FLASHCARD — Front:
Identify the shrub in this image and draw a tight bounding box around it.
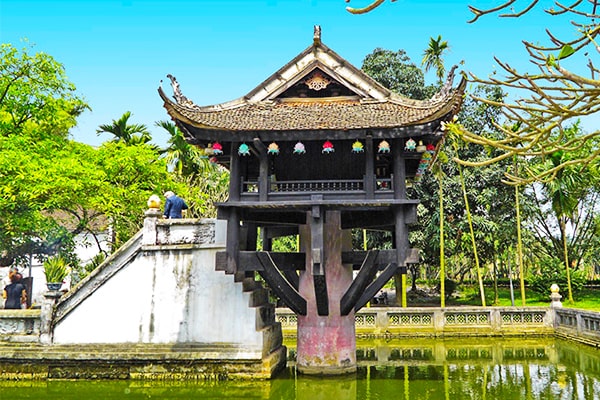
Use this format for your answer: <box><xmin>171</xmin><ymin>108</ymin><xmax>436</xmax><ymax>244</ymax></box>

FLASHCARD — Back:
<box><xmin>43</xmin><ymin>256</ymin><xmax>70</xmax><ymax>283</ymax></box>
<box><xmin>528</xmin><ymin>256</ymin><xmax>586</xmax><ymax>295</ymax></box>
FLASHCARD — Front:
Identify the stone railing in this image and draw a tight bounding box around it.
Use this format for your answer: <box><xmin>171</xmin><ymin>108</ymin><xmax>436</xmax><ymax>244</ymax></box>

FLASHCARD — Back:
<box><xmin>554</xmin><ymin>308</ymin><xmax>600</xmax><ymax>346</ymax></box>
<box><xmin>0</xmin><ymin>310</ymin><xmax>41</xmax><ymax>343</ymax></box>
<box><xmin>277</xmin><ymin>306</ymin><xmax>555</xmax><ymax>338</ymax></box>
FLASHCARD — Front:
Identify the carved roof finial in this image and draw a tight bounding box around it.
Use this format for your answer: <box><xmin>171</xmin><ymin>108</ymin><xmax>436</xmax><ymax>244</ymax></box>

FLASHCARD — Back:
<box><xmin>166</xmin><ymin>74</ymin><xmax>194</xmax><ymax>107</ymax></box>
<box><xmin>313</xmin><ymin>25</ymin><xmax>321</xmax><ymax>44</ymax></box>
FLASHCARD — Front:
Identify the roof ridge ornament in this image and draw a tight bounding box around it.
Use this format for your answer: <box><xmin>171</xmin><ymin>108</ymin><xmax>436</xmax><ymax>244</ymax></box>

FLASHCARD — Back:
<box><xmin>427</xmin><ymin>65</ymin><xmax>459</xmax><ymax>103</ymax></box>
<box><xmin>166</xmin><ymin>74</ymin><xmax>196</xmax><ymax>107</ymax></box>
<box><xmin>313</xmin><ymin>25</ymin><xmax>321</xmax><ymax>44</ymax></box>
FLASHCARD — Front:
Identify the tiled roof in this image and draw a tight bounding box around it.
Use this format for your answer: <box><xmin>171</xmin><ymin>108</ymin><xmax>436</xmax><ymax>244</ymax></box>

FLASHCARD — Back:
<box><xmin>160</xmin><ymin>86</ymin><xmax>465</xmax><ymax>132</ymax></box>
<box><xmin>159</xmin><ymin>32</ymin><xmax>466</xmax><ymax>135</ymax></box>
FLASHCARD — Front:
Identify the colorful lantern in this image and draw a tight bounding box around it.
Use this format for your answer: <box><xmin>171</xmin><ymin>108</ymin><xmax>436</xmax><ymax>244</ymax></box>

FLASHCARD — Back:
<box><xmin>416</xmin><ymin>140</ymin><xmax>427</xmax><ymax>153</ymax></box>
<box><xmin>352</xmin><ymin>140</ymin><xmax>364</xmax><ymax>153</ymax></box>
<box><xmin>426</xmin><ymin>143</ymin><xmax>436</xmax><ymax>152</ymax></box>
<box><xmin>404</xmin><ymin>138</ymin><xmax>416</xmax><ymax>151</ymax></box>
<box><xmin>322</xmin><ymin>140</ymin><xmax>335</xmax><ymax>154</ymax></box>
<box><xmin>238</xmin><ymin>143</ymin><xmax>250</xmax><ymax>156</ymax></box>
<box><xmin>378</xmin><ymin>140</ymin><xmax>390</xmax><ymax>153</ymax></box>
<box><xmin>212</xmin><ymin>142</ymin><xmax>223</xmax><ymax>155</ymax></box>
<box><xmin>267</xmin><ymin>142</ymin><xmax>280</xmax><ymax>155</ymax></box>
<box><xmin>293</xmin><ymin>141</ymin><xmax>306</xmax><ymax>154</ymax></box>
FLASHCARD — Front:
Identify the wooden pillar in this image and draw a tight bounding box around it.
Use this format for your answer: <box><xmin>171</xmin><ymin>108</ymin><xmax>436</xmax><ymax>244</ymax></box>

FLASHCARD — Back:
<box><xmin>297</xmin><ymin>210</ymin><xmax>356</xmax><ymax>375</ymax></box>
<box><xmin>393</xmin><ymin>138</ymin><xmax>406</xmax><ymax>199</ymax></box>
<box><xmin>365</xmin><ymin>135</ymin><xmax>375</xmax><ymax>198</ymax></box>
<box><xmin>254</xmin><ymin>138</ymin><xmax>269</xmax><ymax>201</ymax></box>
<box><xmin>226</xmin><ymin>144</ymin><xmax>241</xmax><ymax>273</ymax></box>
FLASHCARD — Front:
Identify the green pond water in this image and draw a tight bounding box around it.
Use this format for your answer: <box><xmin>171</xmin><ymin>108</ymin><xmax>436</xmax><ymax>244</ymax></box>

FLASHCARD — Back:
<box><xmin>2</xmin><ymin>337</ymin><xmax>600</xmax><ymax>399</ymax></box>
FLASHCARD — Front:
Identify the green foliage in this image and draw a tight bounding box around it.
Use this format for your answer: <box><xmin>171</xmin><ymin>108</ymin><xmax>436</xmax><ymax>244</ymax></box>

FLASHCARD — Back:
<box><xmin>178</xmin><ymin>166</ymin><xmax>229</xmax><ymax>218</ymax></box>
<box><xmin>528</xmin><ymin>256</ymin><xmax>586</xmax><ymax>296</ymax></box>
<box><xmin>156</xmin><ymin>120</ymin><xmax>209</xmax><ymax>177</ymax></box>
<box><xmin>43</xmin><ymin>255</ymin><xmax>69</xmax><ymax>283</ymax></box>
<box><xmin>272</xmin><ymin>235</ymin><xmax>298</xmax><ymax>253</ymax></box>
<box><xmin>422</xmin><ymin>35</ymin><xmax>450</xmax><ymax>83</ymax></box>
<box><xmin>0</xmin><ymin>41</ymin><xmax>88</xmax><ymax>139</ymax></box>
<box><xmin>361</xmin><ymin>48</ymin><xmax>437</xmax><ymax>100</ymax></box>
<box><xmin>96</xmin><ymin>111</ymin><xmax>152</xmax><ymax>146</ymax></box>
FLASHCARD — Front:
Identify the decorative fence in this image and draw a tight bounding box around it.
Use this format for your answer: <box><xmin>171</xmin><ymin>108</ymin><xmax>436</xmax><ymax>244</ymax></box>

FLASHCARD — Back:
<box><xmin>277</xmin><ymin>306</ymin><xmax>555</xmax><ymax>338</ymax></box>
<box><xmin>554</xmin><ymin>308</ymin><xmax>600</xmax><ymax>346</ymax></box>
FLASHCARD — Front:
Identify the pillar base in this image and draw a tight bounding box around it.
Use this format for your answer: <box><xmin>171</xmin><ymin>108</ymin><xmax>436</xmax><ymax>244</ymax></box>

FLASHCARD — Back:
<box><xmin>297</xmin><ymin>364</ymin><xmax>357</xmax><ymax>376</ymax></box>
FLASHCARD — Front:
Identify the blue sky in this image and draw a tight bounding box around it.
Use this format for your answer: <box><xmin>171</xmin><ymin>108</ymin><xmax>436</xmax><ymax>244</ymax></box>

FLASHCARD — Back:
<box><xmin>0</xmin><ymin>0</ymin><xmax>580</xmax><ymax>147</ymax></box>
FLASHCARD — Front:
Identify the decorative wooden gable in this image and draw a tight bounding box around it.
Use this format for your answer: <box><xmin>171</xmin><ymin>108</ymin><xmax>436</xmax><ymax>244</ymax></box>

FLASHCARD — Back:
<box><xmin>243</xmin><ymin>26</ymin><xmax>391</xmax><ymax>103</ymax></box>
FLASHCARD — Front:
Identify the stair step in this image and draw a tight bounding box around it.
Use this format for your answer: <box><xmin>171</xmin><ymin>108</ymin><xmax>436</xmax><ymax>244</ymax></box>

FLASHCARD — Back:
<box><xmin>248</xmin><ymin>288</ymin><xmax>269</xmax><ymax>307</ymax></box>
<box><xmin>242</xmin><ymin>278</ymin><xmax>263</xmax><ymax>292</ymax></box>
<box><xmin>255</xmin><ymin>303</ymin><xmax>276</xmax><ymax>330</ymax></box>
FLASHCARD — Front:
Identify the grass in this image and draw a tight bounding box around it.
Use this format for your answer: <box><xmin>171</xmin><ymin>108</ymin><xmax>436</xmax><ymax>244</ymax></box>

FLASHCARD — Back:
<box><xmin>447</xmin><ymin>285</ymin><xmax>600</xmax><ymax>311</ymax></box>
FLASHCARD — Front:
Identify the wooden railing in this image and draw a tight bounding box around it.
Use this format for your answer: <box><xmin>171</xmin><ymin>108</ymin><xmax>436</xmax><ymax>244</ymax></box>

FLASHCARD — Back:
<box><xmin>240</xmin><ymin>176</ymin><xmax>395</xmax><ymax>197</ymax></box>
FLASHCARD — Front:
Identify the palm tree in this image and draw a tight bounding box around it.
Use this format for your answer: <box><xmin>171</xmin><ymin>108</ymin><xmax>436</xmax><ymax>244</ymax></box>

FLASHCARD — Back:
<box><xmin>422</xmin><ymin>35</ymin><xmax>450</xmax><ymax>84</ymax></box>
<box><xmin>97</xmin><ymin>111</ymin><xmax>152</xmax><ymax>145</ymax></box>
<box><xmin>545</xmin><ymin>151</ymin><xmax>583</xmax><ymax>304</ymax></box>
<box><xmin>156</xmin><ymin>120</ymin><xmax>209</xmax><ymax>177</ymax></box>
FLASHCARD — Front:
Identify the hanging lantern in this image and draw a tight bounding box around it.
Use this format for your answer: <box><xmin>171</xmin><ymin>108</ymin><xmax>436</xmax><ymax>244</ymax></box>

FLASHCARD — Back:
<box><xmin>404</xmin><ymin>138</ymin><xmax>416</xmax><ymax>151</ymax></box>
<box><xmin>267</xmin><ymin>142</ymin><xmax>280</xmax><ymax>155</ymax></box>
<box><xmin>426</xmin><ymin>143</ymin><xmax>436</xmax><ymax>152</ymax></box>
<box><xmin>204</xmin><ymin>143</ymin><xmax>215</xmax><ymax>156</ymax></box>
<box><xmin>322</xmin><ymin>140</ymin><xmax>335</xmax><ymax>154</ymax></box>
<box><xmin>378</xmin><ymin>140</ymin><xmax>390</xmax><ymax>153</ymax></box>
<box><xmin>293</xmin><ymin>141</ymin><xmax>306</xmax><ymax>155</ymax></box>
<box><xmin>416</xmin><ymin>140</ymin><xmax>427</xmax><ymax>153</ymax></box>
<box><xmin>212</xmin><ymin>142</ymin><xmax>223</xmax><ymax>155</ymax></box>
<box><xmin>351</xmin><ymin>140</ymin><xmax>364</xmax><ymax>153</ymax></box>
<box><xmin>238</xmin><ymin>143</ymin><xmax>250</xmax><ymax>156</ymax></box>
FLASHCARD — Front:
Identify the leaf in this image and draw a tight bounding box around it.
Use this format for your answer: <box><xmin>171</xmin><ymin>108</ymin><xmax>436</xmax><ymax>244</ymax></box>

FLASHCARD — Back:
<box><xmin>557</xmin><ymin>45</ymin><xmax>575</xmax><ymax>60</ymax></box>
<box><xmin>546</xmin><ymin>54</ymin><xmax>557</xmax><ymax>68</ymax></box>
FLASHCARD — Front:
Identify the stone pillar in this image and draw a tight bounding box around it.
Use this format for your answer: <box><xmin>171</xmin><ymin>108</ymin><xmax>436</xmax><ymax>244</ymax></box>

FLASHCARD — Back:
<box><xmin>296</xmin><ymin>211</ymin><xmax>356</xmax><ymax>375</ymax></box>
<box><xmin>39</xmin><ymin>290</ymin><xmax>63</xmax><ymax>344</ymax></box>
<box><xmin>550</xmin><ymin>284</ymin><xmax>562</xmax><ymax>308</ymax></box>
<box><xmin>142</xmin><ymin>199</ymin><xmax>162</xmax><ymax>246</ymax></box>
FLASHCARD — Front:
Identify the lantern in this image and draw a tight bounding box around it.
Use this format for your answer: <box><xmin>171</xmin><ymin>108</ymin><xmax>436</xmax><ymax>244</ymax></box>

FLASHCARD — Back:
<box><xmin>293</xmin><ymin>141</ymin><xmax>306</xmax><ymax>154</ymax></box>
<box><xmin>352</xmin><ymin>140</ymin><xmax>364</xmax><ymax>153</ymax></box>
<box><xmin>267</xmin><ymin>142</ymin><xmax>280</xmax><ymax>155</ymax></box>
<box><xmin>212</xmin><ymin>142</ymin><xmax>223</xmax><ymax>155</ymax></box>
<box><xmin>238</xmin><ymin>143</ymin><xmax>250</xmax><ymax>156</ymax></box>
<box><xmin>404</xmin><ymin>138</ymin><xmax>416</xmax><ymax>151</ymax></box>
<box><xmin>378</xmin><ymin>140</ymin><xmax>390</xmax><ymax>153</ymax></box>
<box><xmin>322</xmin><ymin>140</ymin><xmax>335</xmax><ymax>154</ymax></box>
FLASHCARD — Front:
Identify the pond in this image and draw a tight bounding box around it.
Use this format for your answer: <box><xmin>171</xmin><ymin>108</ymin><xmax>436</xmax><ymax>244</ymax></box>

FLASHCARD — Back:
<box><xmin>1</xmin><ymin>337</ymin><xmax>599</xmax><ymax>400</ymax></box>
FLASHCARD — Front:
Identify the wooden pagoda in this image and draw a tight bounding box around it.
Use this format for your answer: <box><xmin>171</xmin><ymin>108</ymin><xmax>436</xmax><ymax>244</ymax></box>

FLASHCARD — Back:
<box><xmin>159</xmin><ymin>26</ymin><xmax>466</xmax><ymax>375</ymax></box>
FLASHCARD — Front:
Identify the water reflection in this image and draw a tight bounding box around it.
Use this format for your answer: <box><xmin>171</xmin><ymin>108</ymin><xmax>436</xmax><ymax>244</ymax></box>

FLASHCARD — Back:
<box><xmin>2</xmin><ymin>338</ymin><xmax>600</xmax><ymax>399</ymax></box>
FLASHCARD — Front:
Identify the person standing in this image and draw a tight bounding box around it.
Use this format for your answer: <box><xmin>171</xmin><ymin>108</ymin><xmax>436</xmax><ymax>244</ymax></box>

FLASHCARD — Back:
<box><xmin>163</xmin><ymin>191</ymin><xmax>189</xmax><ymax>219</ymax></box>
<box><xmin>3</xmin><ymin>272</ymin><xmax>26</xmax><ymax>309</ymax></box>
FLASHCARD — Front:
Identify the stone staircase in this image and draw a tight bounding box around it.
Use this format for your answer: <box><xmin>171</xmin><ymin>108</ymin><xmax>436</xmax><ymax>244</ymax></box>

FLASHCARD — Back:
<box><xmin>232</xmin><ymin>271</ymin><xmax>285</xmax><ymax>361</ymax></box>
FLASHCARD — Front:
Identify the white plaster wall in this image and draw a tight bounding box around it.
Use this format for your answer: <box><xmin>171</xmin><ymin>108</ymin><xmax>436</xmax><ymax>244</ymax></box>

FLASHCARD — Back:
<box><xmin>53</xmin><ymin>242</ymin><xmax>263</xmax><ymax>350</ymax></box>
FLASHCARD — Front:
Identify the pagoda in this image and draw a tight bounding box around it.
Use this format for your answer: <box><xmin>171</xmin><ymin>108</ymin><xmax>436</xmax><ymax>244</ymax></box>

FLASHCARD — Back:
<box><xmin>159</xmin><ymin>26</ymin><xmax>465</xmax><ymax>375</ymax></box>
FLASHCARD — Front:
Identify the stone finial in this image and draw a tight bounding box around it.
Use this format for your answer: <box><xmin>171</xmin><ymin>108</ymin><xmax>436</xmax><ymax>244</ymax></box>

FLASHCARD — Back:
<box><xmin>313</xmin><ymin>25</ymin><xmax>321</xmax><ymax>44</ymax></box>
<box><xmin>147</xmin><ymin>194</ymin><xmax>161</xmax><ymax>209</ymax></box>
<box><xmin>550</xmin><ymin>284</ymin><xmax>562</xmax><ymax>308</ymax></box>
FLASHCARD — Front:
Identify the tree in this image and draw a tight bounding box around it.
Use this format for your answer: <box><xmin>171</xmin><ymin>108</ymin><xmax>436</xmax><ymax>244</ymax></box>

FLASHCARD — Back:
<box><xmin>422</xmin><ymin>35</ymin><xmax>450</xmax><ymax>84</ymax></box>
<box><xmin>525</xmin><ymin>123</ymin><xmax>600</xmax><ymax>302</ymax></box>
<box><xmin>443</xmin><ymin>1</ymin><xmax>600</xmax><ymax>184</ymax></box>
<box><xmin>96</xmin><ymin>111</ymin><xmax>152</xmax><ymax>146</ymax></box>
<box><xmin>361</xmin><ymin>48</ymin><xmax>436</xmax><ymax>100</ymax></box>
<box><xmin>156</xmin><ymin>120</ymin><xmax>210</xmax><ymax>177</ymax></box>
<box><xmin>0</xmin><ymin>41</ymin><xmax>88</xmax><ymax>140</ymax></box>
